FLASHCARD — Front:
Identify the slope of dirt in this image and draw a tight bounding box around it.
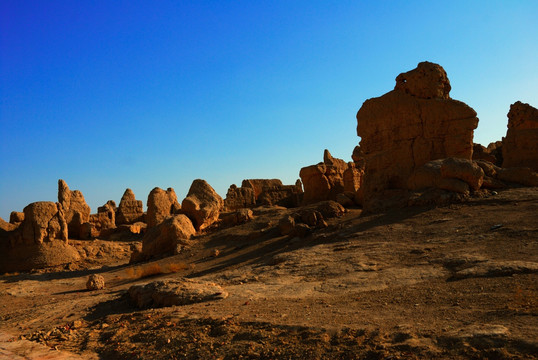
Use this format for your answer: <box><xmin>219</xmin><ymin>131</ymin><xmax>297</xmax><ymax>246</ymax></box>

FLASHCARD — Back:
<box><xmin>1</xmin><ymin>187</ymin><xmax>537</xmax><ymax>359</ymax></box>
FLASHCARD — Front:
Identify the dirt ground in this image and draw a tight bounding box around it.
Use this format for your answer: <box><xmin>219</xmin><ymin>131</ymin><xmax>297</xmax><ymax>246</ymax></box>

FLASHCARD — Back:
<box><xmin>1</xmin><ymin>187</ymin><xmax>537</xmax><ymax>359</ymax></box>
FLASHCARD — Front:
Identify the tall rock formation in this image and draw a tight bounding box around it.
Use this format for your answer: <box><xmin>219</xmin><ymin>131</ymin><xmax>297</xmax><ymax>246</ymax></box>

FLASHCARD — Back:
<box><xmin>356</xmin><ymin>61</ymin><xmax>479</xmax><ymax>210</ymax></box>
<box><xmin>116</xmin><ymin>189</ymin><xmax>144</xmax><ymax>225</ymax></box>
<box><xmin>502</xmin><ymin>101</ymin><xmax>538</xmax><ymax>171</ymax></box>
<box><xmin>182</xmin><ymin>179</ymin><xmax>223</xmax><ymax>231</ymax></box>
<box><xmin>58</xmin><ymin>180</ymin><xmax>91</xmax><ymax>239</ymax></box>
<box><xmin>147</xmin><ymin>187</ymin><xmax>181</xmax><ymax>228</ymax></box>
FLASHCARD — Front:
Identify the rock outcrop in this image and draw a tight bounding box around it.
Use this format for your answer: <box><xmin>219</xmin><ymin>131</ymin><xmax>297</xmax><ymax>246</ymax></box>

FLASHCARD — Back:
<box><xmin>146</xmin><ymin>187</ymin><xmax>181</xmax><ymax>228</ymax></box>
<box><xmin>139</xmin><ymin>215</ymin><xmax>196</xmax><ymax>259</ymax></box>
<box><xmin>502</xmin><ymin>101</ymin><xmax>538</xmax><ymax>171</ymax></box>
<box><xmin>300</xmin><ymin>150</ymin><xmax>352</xmax><ymax>205</ymax></box>
<box><xmin>356</xmin><ymin>62</ymin><xmax>479</xmax><ymax>210</ymax></box>
<box><xmin>182</xmin><ymin>179</ymin><xmax>223</xmax><ymax>231</ymax></box>
<box><xmin>22</xmin><ymin>202</ymin><xmax>68</xmax><ymax>244</ymax></box>
<box><xmin>242</xmin><ymin>179</ymin><xmax>302</xmax><ymax>207</ymax></box>
<box><xmin>58</xmin><ymin>180</ymin><xmax>91</xmax><ymax>239</ymax></box>
<box><xmin>9</xmin><ymin>212</ymin><xmax>24</xmax><ymax>226</ymax></box>
<box><xmin>0</xmin><ymin>201</ymin><xmax>80</xmax><ymax>273</ymax></box>
<box><xmin>116</xmin><ymin>189</ymin><xmax>144</xmax><ymax>225</ymax></box>
<box><xmin>83</xmin><ymin>200</ymin><xmax>117</xmax><ymax>239</ymax></box>
<box><xmin>223</xmin><ymin>185</ymin><xmax>256</xmax><ymax>211</ymax></box>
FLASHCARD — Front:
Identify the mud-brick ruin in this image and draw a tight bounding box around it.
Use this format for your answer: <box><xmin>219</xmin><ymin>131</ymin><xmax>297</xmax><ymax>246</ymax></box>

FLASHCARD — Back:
<box><xmin>1</xmin><ymin>61</ymin><xmax>537</xmax><ymax>273</ymax></box>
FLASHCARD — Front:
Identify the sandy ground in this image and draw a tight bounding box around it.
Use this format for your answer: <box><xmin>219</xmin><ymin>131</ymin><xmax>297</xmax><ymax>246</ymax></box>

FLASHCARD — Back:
<box><xmin>0</xmin><ymin>187</ymin><xmax>537</xmax><ymax>359</ymax></box>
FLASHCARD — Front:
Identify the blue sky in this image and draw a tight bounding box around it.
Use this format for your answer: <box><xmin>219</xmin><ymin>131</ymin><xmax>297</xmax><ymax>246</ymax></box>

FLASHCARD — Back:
<box><xmin>1</xmin><ymin>1</ymin><xmax>537</xmax><ymax>218</ymax></box>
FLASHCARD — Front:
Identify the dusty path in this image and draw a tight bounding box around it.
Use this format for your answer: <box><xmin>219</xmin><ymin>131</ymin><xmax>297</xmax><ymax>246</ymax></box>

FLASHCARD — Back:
<box><xmin>1</xmin><ymin>187</ymin><xmax>537</xmax><ymax>359</ymax></box>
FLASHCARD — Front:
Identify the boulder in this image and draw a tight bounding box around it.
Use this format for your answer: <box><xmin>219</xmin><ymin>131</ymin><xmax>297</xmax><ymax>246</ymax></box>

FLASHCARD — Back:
<box><xmin>356</xmin><ymin>62</ymin><xmax>479</xmax><ymax>210</ymax></box>
<box><xmin>129</xmin><ymin>279</ymin><xmax>228</xmax><ymax>308</ymax></box>
<box><xmin>58</xmin><ymin>179</ymin><xmax>91</xmax><ymax>239</ymax></box>
<box><xmin>116</xmin><ymin>189</ymin><xmax>144</xmax><ymax>225</ymax></box>
<box><xmin>223</xmin><ymin>184</ymin><xmax>256</xmax><ymax>211</ymax></box>
<box><xmin>86</xmin><ymin>274</ymin><xmax>106</xmax><ymax>290</ymax></box>
<box><xmin>221</xmin><ymin>209</ymin><xmax>254</xmax><ymax>226</ymax></box>
<box><xmin>141</xmin><ymin>214</ymin><xmax>196</xmax><ymax>258</ymax></box>
<box><xmin>502</xmin><ymin>101</ymin><xmax>538</xmax><ymax>171</ymax></box>
<box><xmin>440</xmin><ymin>157</ymin><xmax>484</xmax><ymax>190</ymax></box>
<box><xmin>9</xmin><ymin>211</ymin><xmax>24</xmax><ymax>225</ymax></box>
<box><xmin>181</xmin><ymin>179</ymin><xmax>223</xmax><ymax>231</ymax></box>
<box><xmin>300</xmin><ymin>150</ymin><xmax>349</xmax><ymax>204</ymax></box>
<box><xmin>147</xmin><ymin>187</ymin><xmax>181</xmax><ymax>228</ymax></box>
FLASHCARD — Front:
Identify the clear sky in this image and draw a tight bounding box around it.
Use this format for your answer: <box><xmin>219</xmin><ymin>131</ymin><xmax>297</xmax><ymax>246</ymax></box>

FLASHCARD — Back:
<box><xmin>1</xmin><ymin>1</ymin><xmax>537</xmax><ymax>219</ymax></box>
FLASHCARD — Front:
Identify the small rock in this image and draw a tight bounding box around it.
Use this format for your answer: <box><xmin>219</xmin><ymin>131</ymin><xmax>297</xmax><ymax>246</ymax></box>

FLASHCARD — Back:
<box><xmin>86</xmin><ymin>274</ymin><xmax>105</xmax><ymax>290</ymax></box>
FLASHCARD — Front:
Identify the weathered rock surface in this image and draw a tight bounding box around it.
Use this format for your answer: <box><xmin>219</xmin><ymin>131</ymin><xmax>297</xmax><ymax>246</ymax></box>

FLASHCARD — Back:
<box><xmin>147</xmin><ymin>187</ymin><xmax>181</xmax><ymax>228</ymax></box>
<box><xmin>497</xmin><ymin>167</ymin><xmax>538</xmax><ymax>187</ymax></box>
<box><xmin>223</xmin><ymin>185</ymin><xmax>256</xmax><ymax>211</ymax></box>
<box><xmin>0</xmin><ymin>202</ymin><xmax>80</xmax><ymax>272</ymax></box>
<box><xmin>116</xmin><ymin>189</ymin><xmax>144</xmax><ymax>225</ymax></box>
<box><xmin>22</xmin><ymin>202</ymin><xmax>68</xmax><ymax>244</ymax></box>
<box><xmin>84</xmin><ymin>201</ymin><xmax>117</xmax><ymax>239</ymax></box>
<box><xmin>472</xmin><ymin>143</ymin><xmax>497</xmax><ymax>164</ymax></box>
<box><xmin>440</xmin><ymin>157</ymin><xmax>484</xmax><ymax>191</ymax></box>
<box><xmin>300</xmin><ymin>150</ymin><xmax>350</xmax><ymax>204</ymax></box>
<box><xmin>233</xmin><ymin>179</ymin><xmax>302</xmax><ymax>208</ymax></box>
<box><xmin>221</xmin><ymin>209</ymin><xmax>254</xmax><ymax>226</ymax></box>
<box><xmin>58</xmin><ymin>180</ymin><xmax>91</xmax><ymax>239</ymax></box>
<box><xmin>86</xmin><ymin>274</ymin><xmax>106</xmax><ymax>290</ymax></box>
<box><xmin>141</xmin><ymin>215</ymin><xmax>195</xmax><ymax>258</ymax></box>
<box><xmin>182</xmin><ymin>180</ymin><xmax>223</xmax><ymax>231</ymax></box>
<box><xmin>502</xmin><ymin>101</ymin><xmax>538</xmax><ymax>170</ymax></box>
<box><xmin>9</xmin><ymin>212</ymin><xmax>24</xmax><ymax>226</ymax></box>
<box><xmin>356</xmin><ymin>62</ymin><xmax>479</xmax><ymax>210</ymax></box>
<box><xmin>129</xmin><ymin>279</ymin><xmax>228</xmax><ymax>308</ymax></box>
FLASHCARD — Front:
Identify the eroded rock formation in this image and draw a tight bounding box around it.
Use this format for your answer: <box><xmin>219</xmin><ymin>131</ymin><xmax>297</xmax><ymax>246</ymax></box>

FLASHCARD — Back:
<box><xmin>147</xmin><ymin>187</ymin><xmax>181</xmax><ymax>228</ymax></box>
<box><xmin>116</xmin><ymin>189</ymin><xmax>144</xmax><ymax>225</ymax></box>
<box><xmin>140</xmin><ymin>214</ymin><xmax>196</xmax><ymax>259</ymax></box>
<box><xmin>223</xmin><ymin>185</ymin><xmax>256</xmax><ymax>211</ymax></box>
<box><xmin>182</xmin><ymin>179</ymin><xmax>223</xmax><ymax>231</ymax></box>
<box><xmin>356</xmin><ymin>61</ymin><xmax>479</xmax><ymax>210</ymax></box>
<box><xmin>58</xmin><ymin>179</ymin><xmax>91</xmax><ymax>239</ymax></box>
<box><xmin>502</xmin><ymin>101</ymin><xmax>538</xmax><ymax>170</ymax></box>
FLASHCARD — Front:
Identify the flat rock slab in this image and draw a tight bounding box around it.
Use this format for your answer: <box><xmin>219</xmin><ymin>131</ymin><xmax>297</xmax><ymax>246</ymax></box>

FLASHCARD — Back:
<box><xmin>0</xmin><ymin>332</ymin><xmax>85</xmax><ymax>360</ymax></box>
<box><xmin>129</xmin><ymin>278</ymin><xmax>228</xmax><ymax>308</ymax></box>
<box><xmin>451</xmin><ymin>260</ymin><xmax>538</xmax><ymax>279</ymax></box>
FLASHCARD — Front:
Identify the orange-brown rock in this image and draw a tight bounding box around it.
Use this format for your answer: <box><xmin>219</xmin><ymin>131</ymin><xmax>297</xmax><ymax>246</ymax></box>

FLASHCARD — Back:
<box><xmin>58</xmin><ymin>179</ymin><xmax>91</xmax><ymax>239</ymax></box>
<box><xmin>22</xmin><ymin>202</ymin><xmax>68</xmax><ymax>244</ymax></box>
<box><xmin>1</xmin><ymin>217</ymin><xmax>17</xmax><ymax>232</ymax></box>
<box><xmin>182</xmin><ymin>179</ymin><xmax>223</xmax><ymax>231</ymax></box>
<box><xmin>356</xmin><ymin>62</ymin><xmax>479</xmax><ymax>210</ymax></box>
<box><xmin>241</xmin><ymin>179</ymin><xmax>284</xmax><ymax>199</ymax></box>
<box><xmin>9</xmin><ymin>211</ymin><xmax>24</xmax><ymax>226</ymax></box>
<box><xmin>83</xmin><ymin>201</ymin><xmax>117</xmax><ymax>239</ymax></box>
<box><xmin>300</xmin><ymin>150</ymin><xmax>349</xmax><ymax>204</ymax></box>
<box><xmin>227</xmin><ymin>179</ymin><xmax>302</xmax><ymax>209</ymax></box>
<box><xmin>497</xmin><ymin>167</ymin><xmax>538</xmax><ymax>187</ymax></box>
<box><xmin>502</xmin><ymin>101</ymin><xmax>538</xmax><ymax>170</ymax></box>
<box><xmin>116</xmin><ymin>189</ymin><xmax>144</xmax><ymax>225</ymax></box>
<box><xmin>147</xmin><ymin>187</ymin><xmax>181</xmax><ymax>228</ymax></box>
<box><xmin>223</xmin><ymin>185</ymin><xmax>256</xmax><ymax>211</ymax></box>
<box><xmin>472</xmin><ymin>143</ymin><xmax>497</xmax><ymax>164</ymax></box>
<box><xmin>440</xmin><ymin>157</ymin><xmax>484</xmax><ymax>191</ymax></box>
<box><xmin>141</xmin><ymin>214</ymin><xmax>196</xmax><ymax>258</ymax></box>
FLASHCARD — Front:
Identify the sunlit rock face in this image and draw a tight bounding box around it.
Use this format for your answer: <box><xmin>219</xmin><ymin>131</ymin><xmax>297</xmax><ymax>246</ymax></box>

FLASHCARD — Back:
<box><xmin>356</xmin><ymin>61</ymin><xmax>479</xmax><ymax>210</ymax></box>
<box><xmin>502</xmin><ymin>101</ymin><xmax>538</xmax><ymax>171</ymax></box>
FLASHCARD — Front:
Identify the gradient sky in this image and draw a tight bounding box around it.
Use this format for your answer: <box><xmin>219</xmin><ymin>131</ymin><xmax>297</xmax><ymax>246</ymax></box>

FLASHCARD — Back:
<box><xmin>1</xmin><ymin>1</ymin><xmax>537</xmax><ymax>219</ymax></box>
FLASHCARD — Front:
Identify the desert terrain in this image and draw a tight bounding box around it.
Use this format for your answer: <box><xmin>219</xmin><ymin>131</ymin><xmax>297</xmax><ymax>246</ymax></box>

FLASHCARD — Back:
<box><xmin>1</xmin><ymin>186</ymin><xmax>537</xmax><ymax>359</ymax></box>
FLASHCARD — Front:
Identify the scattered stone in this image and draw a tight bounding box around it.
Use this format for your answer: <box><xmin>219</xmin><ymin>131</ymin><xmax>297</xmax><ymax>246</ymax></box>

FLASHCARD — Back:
<box><xmin>182</xmin><ymin>179</ymin><xmax>223</xmax><ymax>231</ymax></box>
<box><xmin>147</xmin><ymin>187</ymin><xmax>181</xmax><ymax>228</ymax></box>
<box><xmin>278</xmin><ymin>215</ymin><xmax>296</xmax><ymax>236</ymax></box>
<box><xmin>128</xmin><ymin>279</ymin><xmax>228</xmax><ymax>308</ymax></box>
<box><xmin>86</xmin><ymin>274</ymin><xmax>105</xmax><ymax>290</ymax></box>
<box><xmin>221</xmin><ymin>209</ymin><xmax>254</xmax><ymax>226</ymax></box>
